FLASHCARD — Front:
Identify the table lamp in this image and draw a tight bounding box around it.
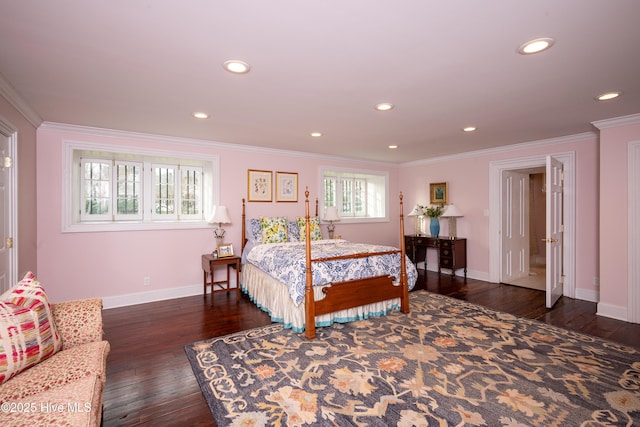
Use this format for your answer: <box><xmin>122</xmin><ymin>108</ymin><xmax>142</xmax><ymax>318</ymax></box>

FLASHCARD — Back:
<box><xmin>208</xmin><ymin>206</ymin><xmax>231</xmax><ymax>249</ymax></box>
<box><xmin>407</xmin><ymin>204</ymin><xmax>423</xmax><ymax>235</ymax></box>
<box><xmin>323</xmin><ymin>206</ymin><xmax>341</xmax><ymax>239</ymax></box>
<box><xmin>441</xmin><ymin>204</ymin><xmax>463</xmax><ymax>238</ymax></box>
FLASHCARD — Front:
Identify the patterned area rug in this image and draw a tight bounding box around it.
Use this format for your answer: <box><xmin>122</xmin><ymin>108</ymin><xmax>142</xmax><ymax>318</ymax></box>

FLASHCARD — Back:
<box><xmin>185</xmin><ymin>291</ymin><xmax>640</xmax><ymax>426</ymax></box>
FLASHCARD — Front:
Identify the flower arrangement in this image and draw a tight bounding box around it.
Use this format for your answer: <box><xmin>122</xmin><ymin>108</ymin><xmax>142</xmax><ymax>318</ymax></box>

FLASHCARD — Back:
<box><xmin>424</xmin><ymin>204</ymin><xmax>444</xmax><ymax>218</ymax></box>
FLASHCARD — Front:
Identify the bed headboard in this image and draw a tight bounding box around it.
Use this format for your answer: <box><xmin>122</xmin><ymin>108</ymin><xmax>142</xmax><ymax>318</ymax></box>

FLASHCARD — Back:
<box><xmin>241</xmin><ymin>192</ymin><xmax>319</xmax><ymax>254</ymax></box>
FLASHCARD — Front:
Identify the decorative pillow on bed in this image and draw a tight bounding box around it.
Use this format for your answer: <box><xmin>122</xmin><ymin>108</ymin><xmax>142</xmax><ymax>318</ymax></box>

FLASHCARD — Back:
<box><xmin>0</xmin><ymin>272</ymin><xmax>63</xmax><ymax>384</ymax></box>
<box><xmin>297</xmin><ymin>216</ymin><xmax>323</xmax><ymax>241</ymax></box>
<box><xmin>246</xmin><ymin>218</ymin><xmax>263</xmax><ymax>243</ymax></box>
<box><xmin>260</xmin><ymin>216</ymin><xmax>288</xmax><ymax>243</ymax></box>
<box><xmin>287</xmin><ymin>220</ymin><xmax>300</xmax><ymax>242</ymax></box>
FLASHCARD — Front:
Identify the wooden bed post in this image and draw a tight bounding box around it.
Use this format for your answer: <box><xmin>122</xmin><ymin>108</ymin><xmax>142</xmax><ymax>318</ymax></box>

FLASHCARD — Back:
<box><xmin>399</xmin><ymin>193</ymin><xmax>410</xmax><ymax>313</ymax></box>
<box><xmin>241</xmin><ymin>198</ymin><xmax>246</xmax><ymax>254</ymax></box>
<box><xmin>304</xmin><ymin>188</ymin><xmax>316</xmax><ymax>339</ymax></box>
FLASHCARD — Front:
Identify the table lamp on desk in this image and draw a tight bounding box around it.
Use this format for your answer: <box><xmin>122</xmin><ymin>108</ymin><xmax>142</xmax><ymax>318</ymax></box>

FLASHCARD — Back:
<box><xmin>441</xmin><ymin>204</ymin><xmax>463</xmax><ymax>238</ymax></box>
<box><xmin>407</xmin><ymin>204</ymin><xmax>424</xmax><ymax>235</ymax></box>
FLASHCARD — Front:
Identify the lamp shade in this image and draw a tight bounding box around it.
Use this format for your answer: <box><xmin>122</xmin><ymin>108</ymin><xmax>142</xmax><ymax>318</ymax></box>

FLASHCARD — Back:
<box><xmin>408</xmin><ymin>204</ymin><xmax>423</xmax><ymax>216</ymax></box>
<box><xmin>208</xmin><ymin>205</ymin><xmax>231</xmax><ymax>224</ymax></box>
<box><xmin>441</xmin><ymin>204</ymin><xmax>463</xmax><ymax>218</ymax></box>
<box><xmin>323</xmin><ymin>206</ymin><xmax>341</xmax><ymax>222</ymax></box>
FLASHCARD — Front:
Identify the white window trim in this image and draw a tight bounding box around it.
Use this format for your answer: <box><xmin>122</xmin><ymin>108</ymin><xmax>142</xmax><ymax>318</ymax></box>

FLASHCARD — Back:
<box><xmin>177</xmin><ymin>165</ymin><xmax>204</xmax><ymax>221</ymax></box>
<box><xmin>114</xmin><ymin>160</ymin><xmax>144</xmax><ymax>221</ymax></box>
<box><xmin>319</xmin><ymin>165</ymin><xmax>389</xmax><ymax>224</ymax></box>
<box><xmin>63</xmin><ymin>140</ymin><xmax>220</xmax><ymax>232</ymax></box>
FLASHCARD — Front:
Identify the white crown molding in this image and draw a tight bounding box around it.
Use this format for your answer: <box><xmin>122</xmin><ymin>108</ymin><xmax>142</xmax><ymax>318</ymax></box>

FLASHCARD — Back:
<box><xmin>401</xmin><ymin>132</ymin><xmax>597</xmax><ymax>167</ymax></box>
<box><xmin>40</xmin><ymin>121</ymin><xmax>400</xmax><ymax>168</ymax></box>
<box><xmin>42</xmin><ymin>121</ymin><xmax>601</xmax><ymax>170</ymax></box>
<box><xmin>0</xmin><ymin>73</ymin><xmax>42</xmax><ymax>128</ymax></box>
<box><xmin>592</xmin><ymin>112</ymin><xmax>640</xmax><ymax>129</ymax></box>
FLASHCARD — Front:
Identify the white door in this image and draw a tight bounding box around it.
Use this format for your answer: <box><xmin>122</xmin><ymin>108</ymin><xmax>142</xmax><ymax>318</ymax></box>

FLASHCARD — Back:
<box><xmin>501</xmin><ymin>170</ymin><xmax>529</xmax><ymax>284</ymax></box>
<box><xmin>0</xmin><ymin>122</ymin><xmax>16</xmax><ymax>295</ymax></box>
<box><xmin>545</xmin><ymin>156</ymin><xmax>563</xmax><ymax>308</ymax></box>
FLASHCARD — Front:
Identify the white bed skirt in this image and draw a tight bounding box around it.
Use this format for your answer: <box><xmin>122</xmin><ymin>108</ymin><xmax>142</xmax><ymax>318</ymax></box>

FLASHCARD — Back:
<box><xmin>241</xmin><ymin>263</ymin><xmax>403</xmax><ymax>333</ymax></box>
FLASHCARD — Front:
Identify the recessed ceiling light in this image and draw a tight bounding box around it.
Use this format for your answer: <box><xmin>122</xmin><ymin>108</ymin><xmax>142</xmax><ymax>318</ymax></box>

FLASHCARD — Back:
<box><xmin>192</xmin><ymin>112</ymin><xmax>209</xmax><ymax>119</ymax></box>
<box><xmin>223</xmin><ymin>60</ymin><xmax>251</xmax><ymax>74</ymax></box>
<box><xmin>388</xmin><ymin>145</ymin><xmax>398</xmax><ymax>149</ymax></box>
<box><xmin>375</xmin><ymin>102</ymin><xmax>394</xmax><ymax>111</ymax></box>
<box><xmin>310</xmin><ymin>132</ymin><xmax>322</xmax><ymax>137</ymax></box>
<box><xmin>463</xmin><ymin>126</ymin><xmax>477</xmax><ymax>132</ymax></box>
<box><xmin>596</xmin><ymin>91</ymin><xmax>622</xmax><ymax>101</ymax></box>
<box><xmin>518</xmin><ymin>37</ymin><xmax>555</xmax><ymax>55</ymax></box>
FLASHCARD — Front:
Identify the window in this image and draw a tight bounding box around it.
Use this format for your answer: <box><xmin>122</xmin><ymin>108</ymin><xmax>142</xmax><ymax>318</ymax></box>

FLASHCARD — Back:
<box><xmin>321</xmin><ymin>167</ymin><xmax>388</xmax><ymax>222</ymax></box>
<box><xmin>64</xmin><ymin>141</ymin><xmax>219</xmax><ymax>232</ymax></box>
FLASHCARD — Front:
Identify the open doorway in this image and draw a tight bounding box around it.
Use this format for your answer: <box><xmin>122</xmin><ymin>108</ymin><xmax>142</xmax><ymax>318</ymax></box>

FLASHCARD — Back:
<box><xmin>488</xmin><ymin>152</ymin><xmax>575</xmax><ymax>304</ymax></box>
<box><xmin>502</xmin><ymin>170</ymin><xmax>546</xmax><ymax>291</ymax></box>
<box><xmin>0</xmin><ymin>118</ymin><xmax>18</xmax><ymax>293</ymax></box>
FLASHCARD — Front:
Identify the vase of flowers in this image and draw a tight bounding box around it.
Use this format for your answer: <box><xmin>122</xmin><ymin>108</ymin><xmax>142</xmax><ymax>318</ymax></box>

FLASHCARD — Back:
<box><xmin>425</xmin><ymin>204</ymin><xmax>444</xmax><ymax>238</ymax></box>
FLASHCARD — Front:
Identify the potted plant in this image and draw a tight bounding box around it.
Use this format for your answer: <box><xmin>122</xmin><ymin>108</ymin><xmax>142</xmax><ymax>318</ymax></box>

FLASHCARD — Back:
<box><xmin>425</xmin><ymin>204</ymin><xmax>444</xmax><ymax>237</ymax></box>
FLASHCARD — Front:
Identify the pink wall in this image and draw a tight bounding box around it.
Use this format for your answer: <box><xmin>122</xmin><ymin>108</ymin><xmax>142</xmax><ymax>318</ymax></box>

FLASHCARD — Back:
<box><xmin>35</xmin><ymin>124</ymin><xmax>606</xmax><ymax>306</ymax></box>
<box><xmin>35</xmin><ymin>125</ymin><xmax>401</xmax><ymax>303</ymax></box>
<box><xmin>0</xmin><ymin>96</ymin><xmax>38</xmax><ymax>277</ymax></box>
<box><xmin>398</xmin><ymin>135</ymin><xmax>600</xmax><ymax>299</ymax></box>
<box><xmin>598</xmin><ymin>121</ymin><xmax>640</xmax><ymax>311</ymax></box>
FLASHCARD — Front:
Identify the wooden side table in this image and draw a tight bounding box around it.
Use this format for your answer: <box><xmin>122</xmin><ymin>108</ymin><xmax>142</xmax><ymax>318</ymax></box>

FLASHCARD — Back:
<box><xmin>201</xmin><ymin>254</ymin><xmax>241</xmax><ymax>305</ymax></box>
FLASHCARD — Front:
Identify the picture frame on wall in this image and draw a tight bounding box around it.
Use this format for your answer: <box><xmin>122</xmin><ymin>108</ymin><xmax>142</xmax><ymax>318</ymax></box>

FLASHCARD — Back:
<box><xmin>247</xmin><ymin>169</ymin><xmax>272</xmax><ymax>202</ymax></box>
<box><xmin>430</xmin><ymin>182</ymin><xmax>448</xmax><ymax>204</ymax></box>
<box><xmin>275</xmin><ymin>171</ymin><xmax>298</xmax><ymax>202</ymax></box>
<box><xmin>217</xmin><ymin>243</ymin><xmax>234</xmax><ymax>258</ymax></box>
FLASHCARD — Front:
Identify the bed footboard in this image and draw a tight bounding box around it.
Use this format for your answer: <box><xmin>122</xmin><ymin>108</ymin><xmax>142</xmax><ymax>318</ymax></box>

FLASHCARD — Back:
<box><xmin>314</xmin><ymin>275</ymin><xmax>404</xmax><ymax>315</ymax></box>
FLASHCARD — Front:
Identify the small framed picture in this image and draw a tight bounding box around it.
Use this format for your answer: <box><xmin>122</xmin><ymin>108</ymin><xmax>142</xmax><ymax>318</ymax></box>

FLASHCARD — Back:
<box><xmin>276</xmin><ymin>171</ymin><xmax>298</xmax><ymax>202</ymax></box>
<box><xmin>217</xmin><ymin>243</ymin><xmax>234</xmax><ymax>258</ymax></box>
<box><xmin>430</xmin><ymin>182</ymin><xmax>448</xmax><ymax>204</ymax></box>
<box><xmin>247</xmin><ymin>169</ymin><xmax>272</xmax><ymax>202</ymax></box>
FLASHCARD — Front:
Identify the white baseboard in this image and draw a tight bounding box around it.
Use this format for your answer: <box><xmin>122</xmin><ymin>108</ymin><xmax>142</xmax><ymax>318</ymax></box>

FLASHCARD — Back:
<box><xmin>103</xmin><ymin>283</ymin><xmax>209</xmax><ymax>309</ymax></box>
<box><xmin>574</xmin><ymin>288</ymin><xmax>599</xmax><ymax>303</ymax></box>
<box><xmin>420</xmin><ymin>264</ymin><xmax>489</xmax><ymax>282</ymax></box>
<box><xmin>597</xmin><ymin>302</ymin><xmax>628</xmax><ymax>322</ymax></box>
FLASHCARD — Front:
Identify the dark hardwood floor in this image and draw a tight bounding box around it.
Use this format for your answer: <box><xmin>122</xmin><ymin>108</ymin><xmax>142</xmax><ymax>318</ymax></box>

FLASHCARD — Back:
<box><xmin>101</xmin><ymin>270</ymin><xmax>640</xmax><ymax>426</ymax></box>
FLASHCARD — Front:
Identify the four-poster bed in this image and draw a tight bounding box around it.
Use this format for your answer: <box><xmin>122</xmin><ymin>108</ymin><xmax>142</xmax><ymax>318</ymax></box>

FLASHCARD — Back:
<box><xmin>240</xmin><ymin>189</ymin><xmax>416</xmax><ymax>339</ymax></box>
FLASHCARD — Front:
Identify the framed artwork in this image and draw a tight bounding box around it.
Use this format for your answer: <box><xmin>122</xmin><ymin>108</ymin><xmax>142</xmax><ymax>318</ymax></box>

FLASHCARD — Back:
<box><xmin>217</xmin><ymin>243</ymin><xmax>234</xmax><ymax>258</ymax></box>
<box><xmin>247</xmin><ymin>169</ymin><xmax>272</xmax><ymax>202</ymax></box>
<box><xmin>275</xmin><ymin>171</ymin><xmax>298</xmax><ymax>202</ymax></box>
<box><xmin>430</xmin><ymin>182</ymin><xmax>448</xmax><ymax>204</ymax></box>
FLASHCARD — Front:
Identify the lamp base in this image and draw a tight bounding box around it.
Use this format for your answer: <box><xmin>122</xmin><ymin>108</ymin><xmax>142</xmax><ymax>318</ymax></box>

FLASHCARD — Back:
<box><xmin>448</xmin><ymin>217</ymin><xmax>457</xmax><ymax>239</ymax></box>
<box><xmin>327</xmin><ymin>223</ymin><xmax>335</xmax><ymax>239</ymax></box>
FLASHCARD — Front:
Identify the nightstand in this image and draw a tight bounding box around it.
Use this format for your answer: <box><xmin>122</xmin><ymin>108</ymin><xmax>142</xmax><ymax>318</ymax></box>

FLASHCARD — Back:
<box><xmin>201</xmin><ymin>254</ymin><xmax>241</xmax><ymax>305</ymax></box>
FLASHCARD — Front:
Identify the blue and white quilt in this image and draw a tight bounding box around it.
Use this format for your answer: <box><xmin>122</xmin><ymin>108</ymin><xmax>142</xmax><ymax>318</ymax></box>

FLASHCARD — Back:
<box><xmin>246</xmin><ymin>239</ymin><xmax>417</xmax><ymax>306</ymax></box>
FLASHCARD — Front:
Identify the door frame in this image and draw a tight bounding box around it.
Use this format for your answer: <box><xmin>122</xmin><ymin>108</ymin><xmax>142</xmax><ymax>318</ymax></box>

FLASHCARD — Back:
<box><xmin>628</xmin><ymin>140</ymin><xmax>640</xmax><ymax>323</ymax></box>
<box><xmin>489</xmin><ymin>152</ymin><xmax>575</xmax><ymax>299</ymax></box>
<box><xmin>0</xmin><ymin>116</ymin><xmax>18</xmax><ymax>289</ymax></box>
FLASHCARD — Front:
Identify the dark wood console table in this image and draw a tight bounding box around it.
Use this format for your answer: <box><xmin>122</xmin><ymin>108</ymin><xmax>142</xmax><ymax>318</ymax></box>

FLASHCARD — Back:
<box><xmin>404</xmin><ymin>235</ymin><xmax>467</xmax><ymax>278</ymax></box>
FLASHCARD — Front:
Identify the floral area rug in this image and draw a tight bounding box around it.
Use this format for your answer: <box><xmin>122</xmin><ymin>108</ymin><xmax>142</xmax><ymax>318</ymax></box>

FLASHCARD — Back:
<box><xmin>184</xmin><ymin>291</ymin><xmax>640</xmax><ymax>426</ymax></box>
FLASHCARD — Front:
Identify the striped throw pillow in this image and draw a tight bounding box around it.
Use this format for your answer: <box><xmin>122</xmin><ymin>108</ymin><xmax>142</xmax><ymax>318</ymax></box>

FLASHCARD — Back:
<box><xmin>0</xmin><ymin>272</ymin><xmax>62</xmax><ymax>384</ymax></box>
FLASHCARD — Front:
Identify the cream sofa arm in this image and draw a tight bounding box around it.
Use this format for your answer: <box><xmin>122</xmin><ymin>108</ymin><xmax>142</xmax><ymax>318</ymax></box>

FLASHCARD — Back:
<box><xmin>51</xmin><ymin>298</ymin><xmax>105</xmax><ymax>350</ymax></box>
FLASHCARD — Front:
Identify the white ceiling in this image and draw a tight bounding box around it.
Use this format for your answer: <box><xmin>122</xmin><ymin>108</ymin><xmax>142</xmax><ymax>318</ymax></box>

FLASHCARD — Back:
<box><xmin>1</xmin><ymin>0</ymin><xmax>639</xmax><ymax>163</ymax></box>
